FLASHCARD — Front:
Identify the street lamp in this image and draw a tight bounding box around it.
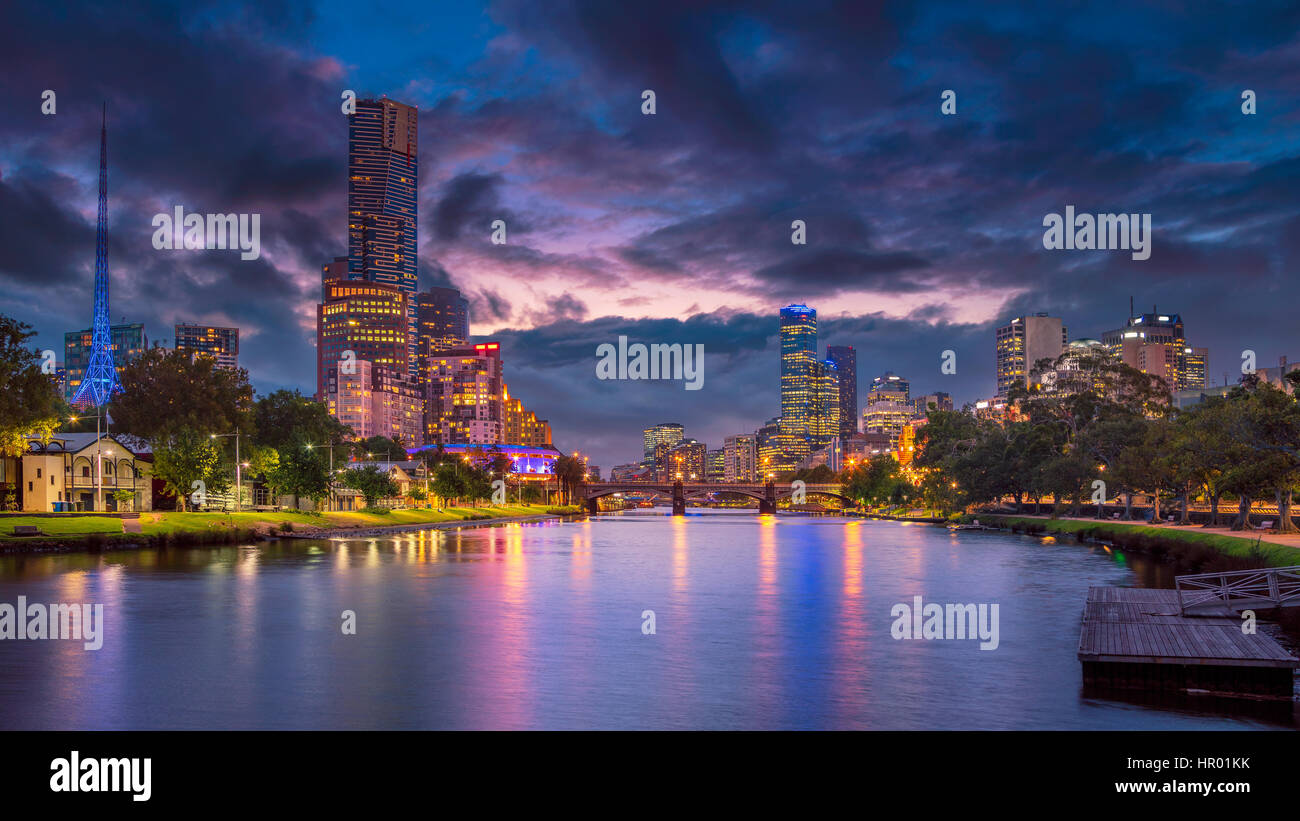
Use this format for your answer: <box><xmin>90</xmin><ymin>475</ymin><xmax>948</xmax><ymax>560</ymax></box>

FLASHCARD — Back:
<box><xmin>70</xmin><ymin>408</ymin><xmax>108</xmax><ymax>512</ymax></box>
<box><xmin>211</xmin><ymin>432</ymin><xmax>242</xmax><ymax>511</ymax></box>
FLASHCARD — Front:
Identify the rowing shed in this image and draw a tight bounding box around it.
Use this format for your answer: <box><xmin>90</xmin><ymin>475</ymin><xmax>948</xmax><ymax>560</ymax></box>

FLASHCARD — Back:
<box><xmin>1078</xmin><ymin>583</ymin><xmax>1299</xmax><ymax>698</ymax></box>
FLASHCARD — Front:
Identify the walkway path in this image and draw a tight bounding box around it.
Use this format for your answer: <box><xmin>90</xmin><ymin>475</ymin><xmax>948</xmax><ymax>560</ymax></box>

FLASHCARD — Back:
<box><xmin>990</xmin><ymin>513</ymin><xmax>1300</xmax><ymax>550</ymax></box>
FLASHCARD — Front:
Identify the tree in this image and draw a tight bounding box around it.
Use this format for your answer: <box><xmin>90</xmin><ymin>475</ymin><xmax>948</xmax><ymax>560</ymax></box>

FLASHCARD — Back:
<box><xmin>151</xmin><ymin>429</ymin><xmax>226</xmax><ymax>511</ymax></box>
<box><xmin>553</xmin><ymin>454</ymin><xmax>587</xmax><ymax>505</ymax></box>
<box><xmin>340</xmin><ymin>465</ymin><xmax>399</xmax><ymax>508</ymax></box>
<box><xmin>0</xmin><ymin>315</ymin><xmax>63</xmax><ymax>456</ymax></box>
<box><xmin>253</xmin><ymin>390</ymin><xmax>351</xmax><ymax>452</ymax></box>
<box><xmin>265</xmin><ymin>440</ymin><xmax>329</xmax><ymax>509</ymax></box>
<box><xmin>110</xmin><ymin>347</ymin><xmax>254</xmax><ymax>442</ymax></box>
<box><xmin>431</xmin><ymin>462</ymin><xmax>467</xmax><ymax>506</ymax></box>
<box><xmin>349</xmin><ymin>435</ymin><xmax>405</xmax><ymax>461</ymax></box>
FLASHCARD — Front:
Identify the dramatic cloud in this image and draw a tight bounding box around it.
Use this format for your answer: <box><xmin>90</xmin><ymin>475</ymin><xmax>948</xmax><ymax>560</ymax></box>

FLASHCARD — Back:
<box><xmin>2</xmin><ymin>0</ymin><xmax>1298</xmax><ymax>471</ymax></box>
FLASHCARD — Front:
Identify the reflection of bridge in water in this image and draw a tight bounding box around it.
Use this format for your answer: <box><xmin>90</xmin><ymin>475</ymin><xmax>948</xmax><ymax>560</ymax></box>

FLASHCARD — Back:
<box><xmin>579</xmin><ymin>481</ymin><xmax>849</xmax><ymax>515</ymax></box>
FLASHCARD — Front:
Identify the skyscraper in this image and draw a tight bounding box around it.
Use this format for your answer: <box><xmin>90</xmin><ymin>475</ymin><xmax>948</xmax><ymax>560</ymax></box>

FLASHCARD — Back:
<box><xmin>71</xmin><ymin>105</ymin><xmax>123</xmax><ymax>408</ymax></box>
<box><xmin>996</xmin><ymin>314</ymin><xmax>1066</xmax><ymax>396</ymax></box>
<box><xmin>779</xmin><ymin>304</ymin><xmax>818</xmax><ymax>466</ymax></box>
<box><xmin>347</xmin><ymin>97</ymin><xmax>419</xmax><ymax>372</ymax></box>
<box><xmin>809</xmin><ymin>358</ymin><xmax>841</xmax><ymax>451</ymax></box>
<box><xmin>825</xmin><ymin>345</ymin><xmax>858</xmax><ymax>440</ymax></box>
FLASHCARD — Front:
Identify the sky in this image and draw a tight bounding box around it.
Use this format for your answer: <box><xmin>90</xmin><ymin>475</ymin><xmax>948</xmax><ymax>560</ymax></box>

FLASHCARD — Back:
<box><xmin>2</xmin><ymin>0</ymin><xmax>1299</xmax><ymax>471</ymax></box>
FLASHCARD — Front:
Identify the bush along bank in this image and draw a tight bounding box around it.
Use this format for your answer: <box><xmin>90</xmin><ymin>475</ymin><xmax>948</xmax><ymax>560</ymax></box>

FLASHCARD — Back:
<box><xmin>967</xmin><ymin>514</ymin><xmax>1300</xmax><ymax>573</ymax></box>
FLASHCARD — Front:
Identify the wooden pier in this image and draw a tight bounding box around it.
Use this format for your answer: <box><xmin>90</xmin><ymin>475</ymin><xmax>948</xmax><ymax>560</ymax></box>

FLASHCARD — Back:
<box><xmin>1078</xmin><ymin>586</ymin><xmax>1298</xmax><ymax>698</ymax></box>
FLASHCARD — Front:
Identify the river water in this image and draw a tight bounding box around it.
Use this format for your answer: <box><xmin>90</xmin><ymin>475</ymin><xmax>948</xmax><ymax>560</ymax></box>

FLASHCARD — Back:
<box><xmin>0</xmin><ymin>510</ymin><xmax>1295</xmax><ymax>730</ymax></box>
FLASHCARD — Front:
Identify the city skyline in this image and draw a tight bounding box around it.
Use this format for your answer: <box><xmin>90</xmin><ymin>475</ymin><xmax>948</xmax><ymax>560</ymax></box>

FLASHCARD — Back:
<box><xmin>2</xmin><ymin>2</ymin><xmax>1299</xmax><ymax>471</ymax></box>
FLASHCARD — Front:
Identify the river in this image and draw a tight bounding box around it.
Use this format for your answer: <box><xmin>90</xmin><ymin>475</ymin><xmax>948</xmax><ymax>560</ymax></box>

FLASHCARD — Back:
<box><xmin>0</xmin><ymin>509</ymin><xmax>1295</xmax><ymax>730</ymax></box>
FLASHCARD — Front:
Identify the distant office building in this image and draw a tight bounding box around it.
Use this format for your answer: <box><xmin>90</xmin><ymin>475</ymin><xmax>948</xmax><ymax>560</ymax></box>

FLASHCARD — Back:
<box><xmin>416</xmin><ymin>286</ymin><xmax>470</xmax><ymax>386</ymax></box>
<box><xmin>325</xmin><ymin>359</ymin><xmax>422</xmax><ymax>446</ymax></box>
<box><xmin>724</xmin><ymin>434</ymin><xmax>757</xmax><ymax>482</ymax></box>
<box><xmin>316</xmin><ymin>279</ymin><xmax>410</xmax><ymax>400</ymax></box>
<box><xmin>910</xmin><ymin>392</ymin><xmax>952</xmax><ymax>417</ymax></box>
<box><xmin>610</xmin><ymin>463</ymin><xmax>645</xmax><ymax>481</ymax></box>
<box><xmin>423</xmin><ymin>343</ymin><xmax>505</xmax><ymax>445</ymax></box>
<box><xmin>809</xmin><ymin>358</ymin><xmax>841</xmax><ymax>452</ymax></box>
<box><xmin>1257</xmin><ymin>356</ymin><xmax>1300</xmax><ymax>394</ymax></box>
<box><xmin>503</xmin><ymin>387</ymin><xmax>552</xmax><ymax>447</ymax></box>
<box><xmin>706</xmin><ymin>449</ymin><xmax>726</xmax><ymax>483</ymax></box>
<box><xmin>867</xmin><ymin>371</ymin><xmax>910</xmax><ymax>404</ymax></box>
<box><xmin>643</xmin><ymin>423</ymin><xmax>685</xmax><ymax>460</ymax></box>
<box><xmin>174</xmin><ymin>323</ymin><xmax>239</xmax><ymax>370</ymax></box>
<box><xmin>996</xmin><ymin>314</ymin><xmax>1066</xmax><ymax>396</ymax></box>
<box><xmin>1102</xmin><ymin>308</ymin><xmax>1201</xmax><ymax>391</ymax></box>
<box><xmin>666</xmin><ymin>440</ymin><xmax>706</xmax><ymax>481</ymax></box>
<box><xmin>64</xmin><ymin>322</ymin><xmax>148</xmax><ymax>401</ymax></box>
<box><xmin>347</xmin><ymin>97</ymin><xmax>419</xmax><ymax>372</ymax></box>
<box><xmin>755</xmin><ymin>418</ymin><xmax>784</xmax><ymax>479</ymax></box>
<box><xmin>1172</xmin><ymin>385</ymin><xmax>1234</xmax><ymax>410</ymax></box>
<box><xmin>825</xmin><ymin>345</ymin><xmax>858</xmax><ymax>440</ymax></box>
<box><xmin>1183</xmin><ymin>346</ymin><xmax>1208</xmax><ymax>390</ymax></box>
<box><xmin>863</xmin><ymin>371</ymin><xmax>911</xmax><ymax>449</ymax></box>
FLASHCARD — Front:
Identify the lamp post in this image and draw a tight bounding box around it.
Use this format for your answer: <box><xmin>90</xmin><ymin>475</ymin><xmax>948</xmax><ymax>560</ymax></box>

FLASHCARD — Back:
<box><xmin>210</xmin><ymin>432</ymin><xmax>242</xmax><ymax>511</ymax></box>
<box><xmin>69</xmin><ymin>408</ymin><xmax>107</xmax><ymax>511</ymax></box>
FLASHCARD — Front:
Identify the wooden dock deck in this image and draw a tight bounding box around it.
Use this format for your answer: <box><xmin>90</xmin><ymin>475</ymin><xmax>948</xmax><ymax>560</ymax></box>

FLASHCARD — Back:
<box><xmin>1078</xmin><ymin>586</ymin><xmax>1298</xmax><ymax>697</ymax></box>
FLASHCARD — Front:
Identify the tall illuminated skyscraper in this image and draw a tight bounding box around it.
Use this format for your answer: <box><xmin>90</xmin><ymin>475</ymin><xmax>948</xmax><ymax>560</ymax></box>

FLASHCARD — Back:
<box><xmin>347</xmin><ymin>97</ymin><xmax>419</xmax><ymax>372</ymax></box>
<box><xmin>778</xmin><ymin>304</ymin><xmax>818</xmax><ymax>466</ymax></box>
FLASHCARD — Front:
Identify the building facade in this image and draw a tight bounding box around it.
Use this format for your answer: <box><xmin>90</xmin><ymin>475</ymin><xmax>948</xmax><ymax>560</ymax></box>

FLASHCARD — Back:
<box><xmin>174</xmin><ymin>323</ymin><xmax>239</xmax><ymax>370</ymax></box>
<box><xmin>996</xmin><ymin>314</ymin><xmax>1066</xmax><ymax>396</ymax></box>
<box><xmin>64</xmin><ymin>323</ymin><xmax>148</xmax><ymax>402</ymax></box>
<box><xmin>423</xmin><ymin>343</ymin><xmax>505</xmax><ymax>445</ymax></box>
<box><xmin>723</xmin><ymin>434</ymin><xmax>757</xmax><ymax>482</ymax></box>
<box><xmin>316</xmin><ymin>279</ymin><xmax>410</xmax><ymax>401</ymax></box>
<box><xmin>825</xmin><ymin>344</ymin><xmax>858</xmax><ymax>440</ymax></box>
<box><xmin>347</xmin><ymin>97</ymin><xmax>420</xmax><ymax>373</ymax></box>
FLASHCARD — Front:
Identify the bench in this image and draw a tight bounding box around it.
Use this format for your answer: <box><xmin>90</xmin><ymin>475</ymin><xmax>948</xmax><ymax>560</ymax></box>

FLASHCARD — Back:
<box><xmin>1259</xmin><ymin>520</ymin><xmax>1274</xmax><ymax>530</ymax></box>
<box><xmin>10</xmin><ymin>525</ymin><xmax>42</xmax><ymax>536</ymax></box>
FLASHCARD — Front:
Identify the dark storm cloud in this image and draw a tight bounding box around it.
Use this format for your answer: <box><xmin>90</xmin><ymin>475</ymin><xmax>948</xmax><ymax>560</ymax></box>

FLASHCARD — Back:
<box><xmin>1</xmin><ymin>0</ymin><xmax>1298</xmax><ymax>471</ymax></box>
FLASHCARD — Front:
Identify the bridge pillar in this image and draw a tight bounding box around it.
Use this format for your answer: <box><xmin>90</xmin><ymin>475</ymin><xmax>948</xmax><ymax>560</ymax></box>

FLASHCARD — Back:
<box><xmin>759</xmin><ymin>481</ymin><xmax>777</xmax><ymax>514</ymax></box>
<box><xmin>672</xmin><ymin>481</ymin><xmax>686</xmax><ymax>516</ymax></box>
<box><xmin>585</xmin><ymin>496</ymin><xmax>599</xmax><ymax>515</ymax></box>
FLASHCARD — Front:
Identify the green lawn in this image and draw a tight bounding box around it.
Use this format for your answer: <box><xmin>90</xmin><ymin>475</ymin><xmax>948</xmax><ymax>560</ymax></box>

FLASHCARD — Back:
<box><xmin>973</xmin><ymin>514</ymin><xmax>1300</xmax><ymax>568</ymax></box>
<box><xmin>0</xmin><ymin>516</ymin><xmax>125</xmax><ymax>539</ymax></box>
<box><xmin>0</xmin><ymin>504</ymin><xmax>578</xmax><ymax>544</ymax></box>
<box><xmin>139</xmin><ymin>504</ymin><xmax>562</xmax><ymax>535</ymax></box>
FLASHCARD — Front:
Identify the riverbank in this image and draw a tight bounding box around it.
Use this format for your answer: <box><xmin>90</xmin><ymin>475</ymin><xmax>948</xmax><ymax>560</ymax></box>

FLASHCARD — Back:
<box><xmin>0</xmin><ymin>505</ymin><xmax>586</xmax><ymax>553</ymax></box>
<box><xmin>969</xmin><ymin>513</ymin><xmax>1300</xmax><ymax>570</ymax></box>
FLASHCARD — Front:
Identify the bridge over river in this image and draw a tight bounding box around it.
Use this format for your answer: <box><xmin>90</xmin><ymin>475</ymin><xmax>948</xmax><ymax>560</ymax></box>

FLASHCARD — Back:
<box><xmin>578</xmin><ymin>481</ymin><xmax>849</xmax><ymax>515</ymax></box>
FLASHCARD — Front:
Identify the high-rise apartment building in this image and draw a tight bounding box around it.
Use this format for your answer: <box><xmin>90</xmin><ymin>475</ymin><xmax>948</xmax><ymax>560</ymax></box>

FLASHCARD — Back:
<box><xmin>825</xmin><ymin>345</ymin><xmax>858</xmax><ymax>440</ymax></box>
<box><xmin>316</xmin><ymin>279</ymin><xmax>410</xmax><ymax>401</ymax></box>
<box><xmin>863</xmin><ymin>371</ymin><xmax>912</xmax><ymax>449</ymax></box>
<box><xmin>996</xmin><ymin>314</ymin><xmax>1066</xmax><ymax>396</ymax></box>
<box><xmin>64</xmin><ymin>323</ymin><xmax>148</xmax><ymax>401</ymax></box>
<box><xmin>665</xmin><ymin>440</ymin><xmax>706</xmax><ymax>481</ymax></box>
<box><xmin>423</xmin><ymin>343</ymin><xmax>504</xmax><ymax>445</ymax></box>
<box><xmin>724</xmin><ymin>434</ymin><xmax>757</xmax><ymax>482</ymax></box>
<box><xmin>175</xmin><ymin>323</ymin><xmax>239</xmax><ymax>370</ymax></box>
<box><xmin>347</xmin><ymin>97</ymin><xmax>419</xmax><ymax>372</ymax></box>
<box><xmin>1183</xmin><ymin>346</ymin><xmax>1208</xmax><ymax>390</ymax></box>
<box><xmin>324</xmin><ymin>359</ymin><xmax>423</xmax><ymax>446</ymax></box>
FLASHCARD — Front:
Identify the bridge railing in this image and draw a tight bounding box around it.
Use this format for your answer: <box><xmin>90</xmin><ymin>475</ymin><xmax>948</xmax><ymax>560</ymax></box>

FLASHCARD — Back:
<box><xmin>1175</xmin><ymin>565</ymin><xmax>1300</xmax><ymax>615</ymax></box>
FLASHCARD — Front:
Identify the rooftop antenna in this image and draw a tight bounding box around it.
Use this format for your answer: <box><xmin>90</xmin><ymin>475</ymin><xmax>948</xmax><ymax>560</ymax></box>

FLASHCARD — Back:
<box><xmin>1129</xmin><ymin>296</ymin><xmax>1134</xmax><ymax>321</ymax></box>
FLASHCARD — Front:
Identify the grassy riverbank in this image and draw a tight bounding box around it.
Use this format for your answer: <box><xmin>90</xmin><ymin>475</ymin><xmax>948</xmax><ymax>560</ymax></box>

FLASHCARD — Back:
<box><xmin>0</xmin><ymin>504</ymin><xmax>585</xmax><ymax>550</ymax></box>
<box><xmin>969</xmin><ymin>514</ymin><xmax>1300</xmax><ymax>570</ymax></box>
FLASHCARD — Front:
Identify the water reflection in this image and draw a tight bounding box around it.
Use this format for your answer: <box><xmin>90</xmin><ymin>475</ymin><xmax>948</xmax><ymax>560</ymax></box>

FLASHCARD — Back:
<box><xmin>0</xmin><ymin>512</ymin><xmax>1294</xmax><ymax>730</ymax></box>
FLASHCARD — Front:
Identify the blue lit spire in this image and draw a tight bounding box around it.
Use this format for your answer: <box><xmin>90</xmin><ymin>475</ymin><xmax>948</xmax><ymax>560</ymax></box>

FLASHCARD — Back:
<box><xmin>71</xmin><ymin>103</ymin><xmax>123</xmax><ymax>408</ymax></box>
